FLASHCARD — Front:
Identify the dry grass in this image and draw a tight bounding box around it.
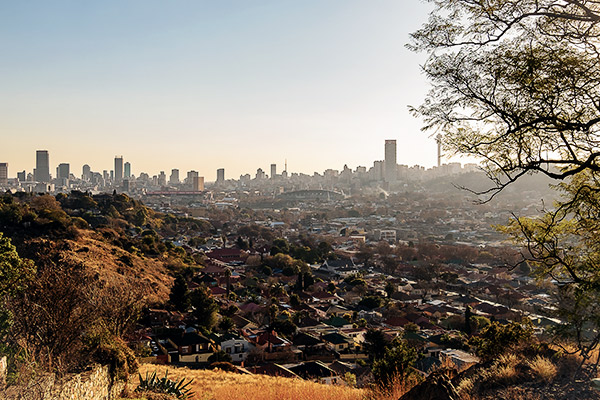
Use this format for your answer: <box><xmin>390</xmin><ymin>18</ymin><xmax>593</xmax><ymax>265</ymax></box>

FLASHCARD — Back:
<box><xmin>133</xmin><ymin>364</ymin><xmax>366</xmax><ymax>400</ymax></box>
<box><xmin>527</xmin><ymin>356</ymin><xmax>557</xmax><ymax>383</ymax></box>
<box><xmin>365</xmin><ymin>373</ymin><xmax>421</xmax><ymax>400</ymax></box>
<box><xmin>455</xmin><ymin>376</ymin><xmax>474</xmax><ymax>399</ymax></box>
<box><xmin>491</xmin><ymin>364</ymin><xmax>519</xmax><ymax>383</ymax></box>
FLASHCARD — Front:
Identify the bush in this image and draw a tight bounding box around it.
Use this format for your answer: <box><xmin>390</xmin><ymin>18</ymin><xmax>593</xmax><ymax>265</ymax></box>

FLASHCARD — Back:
<box><xmin>136</xmin><ymin>370</ymin><xmax>194</xmax><ymax>399</ymax></box>
<box><xmin>527</xmin><ymin>355</ymin><xmax>557</xmax><ymax>383</ymax></box>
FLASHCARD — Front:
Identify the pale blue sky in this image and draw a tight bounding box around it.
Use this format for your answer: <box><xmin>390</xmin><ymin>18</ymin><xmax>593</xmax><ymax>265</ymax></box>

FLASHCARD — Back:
<box><xmin>0</xmin><ymin>0</ymin><xmax>436</xmax><ymax>180</ymax></box>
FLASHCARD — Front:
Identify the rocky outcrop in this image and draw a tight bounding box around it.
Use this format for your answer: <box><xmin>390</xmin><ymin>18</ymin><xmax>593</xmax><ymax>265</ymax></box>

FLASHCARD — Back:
<box><xmin>399</xmin><ymin>369</ymin><xmax>459</xmax><ymax>400</ymax></box>
<box><xmin>0</xmin><ymin>361</ymin><xmax>125</xmax><ymax>400</ymax></box>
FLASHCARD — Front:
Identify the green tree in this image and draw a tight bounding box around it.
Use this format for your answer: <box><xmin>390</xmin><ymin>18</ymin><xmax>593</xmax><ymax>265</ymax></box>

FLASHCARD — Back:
<box><xmin>219</xmin><ymin>316</ymin><xmax>235</xmax><ymax>333</ymax></box>
<box><xmin>473</xmin><ymin>320</ymin><xmax>533</xmax><ymax>360</ymax></box>
<box><xmin>190</xmin><ymin>285</ymin><xmax>219</xmax><ymax>330</ymax></box>
<box><xmin>0</xmin><ymin>233</ymin><xmax>35</xmax><ymax>295</ymax></box>
<box><xmin>169</xmin><ymin>275</ymin><xmax>190</xmax><ymax>312</ymax></box>
<box><xmin>412</xmin><ymin>0</ymin><xmax>600</xmax><ymax>367</ymax></box>
<box><xmin>364</xmin><ymin>329</ymin><xmax>389</xmax><ymax>361</ymax></box>
<box><xmin>372</xmin><ymin>337</ymin><xmax>418</xmax><ymax>390</ymax></box>
<box><xmin>464</xmin><ymin>305</ymin><xmax>473</xmax><ymax>336</ymax></box>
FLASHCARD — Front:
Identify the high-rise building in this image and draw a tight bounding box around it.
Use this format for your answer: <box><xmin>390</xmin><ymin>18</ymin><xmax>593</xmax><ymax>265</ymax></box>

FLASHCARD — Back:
<box><xmin>124</xmin><ymin>162</ymin><xmax>131</xmax><ymax>178</ymax></box>
<box><xmin>186</xmin><ymin>170</ymin><xmax>198</xmax><ymax>184</ymax></box>
<box><xmin>17</xmin><ymin>171</ymin><xmax>25</xmax><ymax>182</ymax></box>
<box><xmin>216</xmin><ymin>168</ymin><xmax>225</xmax><ymax>183</ymax></box>
<box><xmin>57</xmin><ymin>163</ymin><xmax>70</xmax><ymax>179</ymax></box>
<box><xmin>270</xmin><ymin>164</ymin><xmax>277</xmax><ymax>179</ymax></box>
<box><xmin>384</xmin><ymin>140</ymin><xmax>397</xmax><ymax>182</ymax></box>
<box><xmin>193</xmin><ymin>176</ymin><xmax>204</xmax><ymax>191</ymax></box>
<box><xmin>436</xmin><ymin>134</ymin><xmax>442</xmax><ymax>167</ymax></box>
<box><xmin>57</xmin><ymin>163</ymin><xmax>70</xmax><ymax>185</ymax></box>
<box><xmin>114</xmin><ymin>156</ymin><xmax>123</xmax><ymax>184</ymax></box>
<box><xmin>158</xmin><ymin>171</ymin><xmax>166</xmax><ymax>186</ymax></box>
<box><xmin>0</xmin><ymin>163</ymin><xmax>7</xmax><ymax>185</ymax></box>
<box><xmin>82</xmin><ymin>164</ymin><xmax>91</xmax><ymax>181</ymax></box>
<box><xmin>35</xmin><ymin>150</ymin><xmax>50</xmax><ymax>182</ymax></box>
<box><xmin>169</xmin><ymin>169</ymin><xmax>180</xmax><ymax>185</ymax></box>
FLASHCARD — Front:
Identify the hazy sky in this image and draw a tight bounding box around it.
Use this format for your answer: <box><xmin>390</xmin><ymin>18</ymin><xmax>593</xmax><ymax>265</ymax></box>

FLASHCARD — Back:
<box><xmin>0</xmin><ymin>0</ymin><xmax>437</xmax><ymax>180</ymax></box>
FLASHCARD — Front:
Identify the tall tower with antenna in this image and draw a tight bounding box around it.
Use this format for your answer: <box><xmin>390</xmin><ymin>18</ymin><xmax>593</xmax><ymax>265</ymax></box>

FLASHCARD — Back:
<box><xmin>436</xmin><ymin>134</ymin><xmax>442</xmax><ymax>167</ymax></box>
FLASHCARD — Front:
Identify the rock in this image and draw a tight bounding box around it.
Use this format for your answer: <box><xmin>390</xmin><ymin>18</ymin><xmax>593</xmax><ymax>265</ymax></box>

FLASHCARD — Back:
<box><xmin>399</xmin><ymin>369</ymin><xmax>459</xmax><ymax>400</ymax></box>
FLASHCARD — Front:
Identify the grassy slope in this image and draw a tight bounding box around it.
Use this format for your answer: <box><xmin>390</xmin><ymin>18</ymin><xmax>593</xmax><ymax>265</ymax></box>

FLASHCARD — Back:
<box><xmin>132</xmin><ymin>364</ymin><xmax>366</xmax><ymax>400</ymax></box>
<box><xmin>57</xmin><ymin>231</ymin><xmax>173</xmax><ymax>302</ymax></box>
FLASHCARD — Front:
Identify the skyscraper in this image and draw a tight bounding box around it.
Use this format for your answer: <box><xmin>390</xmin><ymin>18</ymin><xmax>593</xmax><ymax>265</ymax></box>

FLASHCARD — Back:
<box><xmin>57</xmin><ymin>163</ymin><xmax>70</xmax><ymax>180</ymax></box>
<box><xmin>384</xmin><ymin>140</ymin><xmax>397</xmax><ymax>182</ymax></box>
<box><xmin>35</xmin><ymin>150</ymin><xmax>50</xmax><ymax>183</ymax></box>
<box><xmin>114</xmin><ymin>156</ymin><xmax>123</xmax><ymax>184</ymax></box>
<box><xmin>0</xmin><ymin>163</ymin><xmax>7</xmax><ymax>185</ymax></box>
<box><xmin>216</xmin><ymin>168</ymin><xmax>225</xmax><ymax>183</ymax></box>
<box><xmin>158</xmin><ymin>171</ymin><xmax>166</xmax><ymax>186</ymax></box>
<box><xmin>82</xmin><ymin>164</ymin><xmax>91</xmax><ymax>181</ymax></box>
<box><xmin>124</xmin><ymin>162</ymin><xmax>131</xmax><ymax>178</ymax></box>
<box><xmin>187</xmin><ymin>170</ymin><xmax>198</xmax><ymax>184</ymax></box>
<box><xmin>169</xmin><ymin>169</ymin><xmax>180</xmax><ymax>185</ymax></box>
<box><xmin>57</xmin><ymin>163</ymin><xmax>70</xmax><ymax>186</ymax></box>
<box><xmin>270</xmin><ymin>164</ymin><xmax>277</xmax><ymax>179</ymax></box>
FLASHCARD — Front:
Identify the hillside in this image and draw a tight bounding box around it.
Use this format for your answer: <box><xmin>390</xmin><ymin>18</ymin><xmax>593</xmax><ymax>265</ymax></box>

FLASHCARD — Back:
<box><xmin>128</xmin><ymin>364</ymin><xmax>366</xmax><ymax>400</ymax></box>
<box><xmin>0</xmin><ymin>191</ymin><xmax>212</xmax><ymax>304</ymax></box>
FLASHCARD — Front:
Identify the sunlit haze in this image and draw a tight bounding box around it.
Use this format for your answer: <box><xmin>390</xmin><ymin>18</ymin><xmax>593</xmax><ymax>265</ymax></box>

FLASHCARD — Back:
<box><xmin>1</xmin><ymin>1</ymin><xmax>436</xmax><ymax>180</ymax></box>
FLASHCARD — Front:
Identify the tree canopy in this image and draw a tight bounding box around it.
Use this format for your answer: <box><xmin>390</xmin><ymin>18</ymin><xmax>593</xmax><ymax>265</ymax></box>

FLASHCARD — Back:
<box><xmin>412</xmin><ymin>0</ymin><xmax>600</xmax><ymax>367</ymax></box>
<box><xmin>411</xmin><ymin>0</ymin><xmax>600</xmax><ymax>199</ymax></box>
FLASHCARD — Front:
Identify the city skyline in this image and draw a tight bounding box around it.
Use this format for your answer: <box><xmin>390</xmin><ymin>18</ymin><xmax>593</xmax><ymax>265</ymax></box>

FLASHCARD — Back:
<box><xmin>0</xmin><ymin>1</ymin><xmax>443</xmax><ymax>177</ymax></box>
<box><xmin>0</xmin><ymin>139</ymin><xmax>456</xmax><ymax>183</ymax></box>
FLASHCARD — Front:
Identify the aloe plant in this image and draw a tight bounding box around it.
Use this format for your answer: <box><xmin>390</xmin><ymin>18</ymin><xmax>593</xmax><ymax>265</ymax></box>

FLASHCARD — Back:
<box><xmin>136</xmin><ymin>370</ymin><xmax>194</xmax><ymax>399</ymax></box>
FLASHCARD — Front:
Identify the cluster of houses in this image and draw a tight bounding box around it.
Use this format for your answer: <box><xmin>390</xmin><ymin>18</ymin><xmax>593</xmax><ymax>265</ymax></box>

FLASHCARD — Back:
<box><xmin>130</xmin><ymin>241</ymin><xmax>559</xmax><ymax>386</ymax></box>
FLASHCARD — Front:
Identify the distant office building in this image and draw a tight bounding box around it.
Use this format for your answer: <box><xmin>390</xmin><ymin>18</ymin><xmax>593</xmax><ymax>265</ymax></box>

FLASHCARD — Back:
<box><xmin>186</xmin><ymin>170</ymin><xmax>198</xmax><ymax>184</ymax></box>
<box><xmin>122</xmin><ymin>179</ymin><xmax>130</xmax><ymax>192</ymax></box>
<box><xmin>216</xmin><ymin>168</ymin><xmax>225</xmax><ymax>183</ymax></box>
<box><xmin>35</xmin><ymin>150</ymin><xmax>50</xmax><ymax>182</ymax></box>
<box><xmin>0</xmin><ymin>163</ymin><xmax>7</xmax><ymax>185</ymax></box>
<box><xmin>57</xmin><ymin>163</ymin><xmax>70</xmax><ymax>180</ymax></box>
<box><xmin>82</xmin><ymin>164</ymin><xmax>91</xmax><ymax>181</ymax></box>
<box><xmin>17</xmin><ymin>171</ymin><xmax>25</xmax><ymax>182</ymax></box>
<box><xmin>270</xmin><ymin>164</ymin><xmax>276</xmax><ymax>179</ymax></box>
<box><xmin>256</xmin><ymin>168</ymin><xmax>266</xmax><ymax>180</ymax></box>
<box><xmin>110</xmin><ymin>170</ymin><xmax>114</xmax><ymax>182</ymax></box>
<box><xmin>372</xmin><ymin>160</ymin><xmax>384</xmax><ymax>181</ymax></box>
<box><xmin>103</xmin><ymin>170</ymin><xmax>109</xmax><ymax>182</ymax></box>
<box><xmin>124</xmin><ymin>162</ymin><xmax>131</xmax><ymax>178</ymax></box>
<box><xmin>57</xmin><ymin>163</ymin><xmax>70</xmax><ymax>186</ymax></box>
<box><xmin>384</xmin><ymin>140</ymin><xmax>397</xmax><ymax>182</ymax></box>
<box><xmin>158</xmin><ymin>171</ymin><xmax>166</xmax><ymax>186</ymax></box>
<box><xmin>193</xmin><ymin>176</ymin><xmax>204</xmax><ymax>191</ymax></box>
<box><xmin>169</xmin><ymin>169</ymin><xmax>180</xmax><ymax>185</ymax></box>
<box><xmin>114</xmin><ymin>156</ymin><xmax>123</xmax><ymax>184</ymax></box>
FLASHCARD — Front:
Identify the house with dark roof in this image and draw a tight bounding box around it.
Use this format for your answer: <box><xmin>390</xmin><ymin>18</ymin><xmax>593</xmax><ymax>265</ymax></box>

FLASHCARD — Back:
<box><xmin>167</xmin><ymin>331</ymin><xmax>215</xmax><ymax>363</ymax></box>
<box><xmin>250</xmin><ymin>363</ymin><xmax>299</xmax><ymax>378</ymax></box>
<box><xmin>289</xmin><ymin>361</ymin><xmax>340</xmax><ymax>384</ymax></box>
<box><xmin>321</xmin><ymin>332</ymin><xmax>354</xmax><ymax>352</ymax></box>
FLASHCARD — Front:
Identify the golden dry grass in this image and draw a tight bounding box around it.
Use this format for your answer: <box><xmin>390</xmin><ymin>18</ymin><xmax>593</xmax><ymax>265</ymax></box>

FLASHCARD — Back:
<box><xmin>527</xmin><ymin>356</ymin><xmax>557</xmax><ymax>383</ymax></box>
<box><xmin>133</xmin><ymin>364</ymin><xmax>366</xmax><ymax>400</ymax></box>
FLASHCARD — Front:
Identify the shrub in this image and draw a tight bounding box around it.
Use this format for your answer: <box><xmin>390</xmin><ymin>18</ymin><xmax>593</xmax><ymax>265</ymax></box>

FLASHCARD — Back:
<box><xmin>528</xmin><ymin>356</ymin><xmax>557</xmax><ymax>383</ymax></box>
<box><xmin>136</xmin><ymin>370</ymin><xmax>194</xmax><ymax>399</ymax></box>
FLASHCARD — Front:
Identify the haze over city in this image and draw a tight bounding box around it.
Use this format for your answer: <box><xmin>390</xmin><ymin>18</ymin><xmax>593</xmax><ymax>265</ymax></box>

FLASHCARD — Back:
<box><xmin>1</xmin><ymin>1</ymin><xmax>436</xmax><ymax>178</ymax></box>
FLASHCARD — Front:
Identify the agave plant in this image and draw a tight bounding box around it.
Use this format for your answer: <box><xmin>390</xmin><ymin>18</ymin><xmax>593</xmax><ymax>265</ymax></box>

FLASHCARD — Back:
<box><xmin>136</xmin><ymin>370</ymin><xmax>194</xmax><ymax>399</ymax></box>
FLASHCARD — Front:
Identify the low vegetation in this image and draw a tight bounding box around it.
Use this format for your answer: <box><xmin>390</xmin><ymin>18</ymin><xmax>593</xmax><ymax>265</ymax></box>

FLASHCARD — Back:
<box><xmin>127</xmin><ymin>364</ymin><xmax>366</xmax><ymax>400</ymax></box>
